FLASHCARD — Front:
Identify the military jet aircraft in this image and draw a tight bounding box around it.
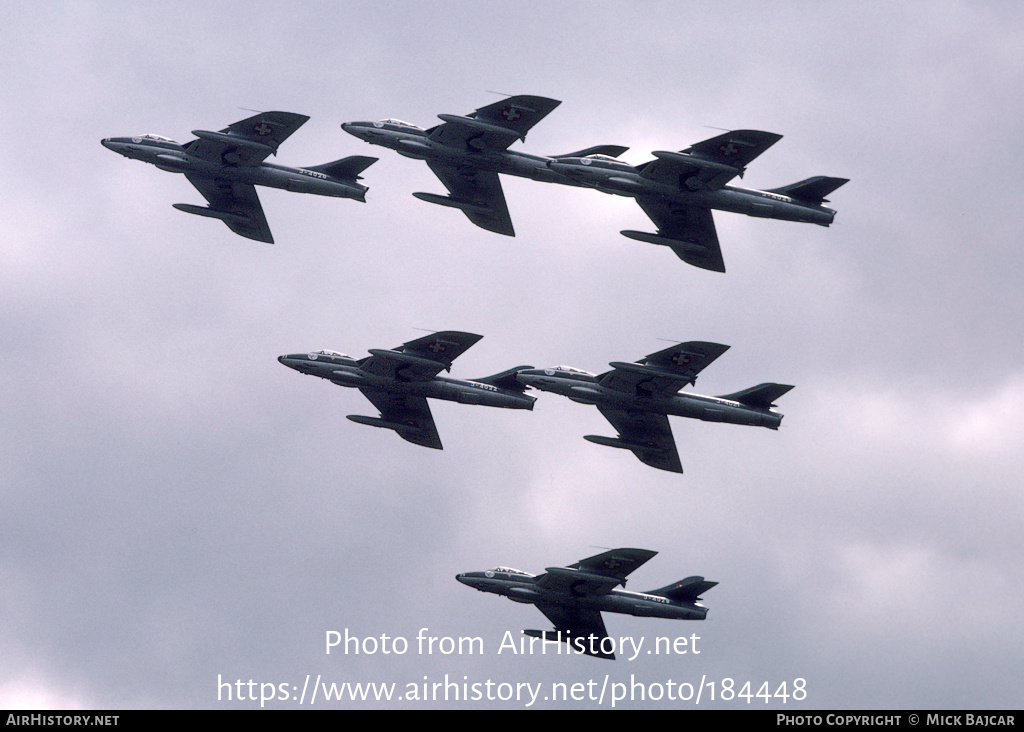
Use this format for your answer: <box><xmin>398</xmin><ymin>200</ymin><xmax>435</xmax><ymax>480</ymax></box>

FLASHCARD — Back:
<box><xmin>278</xmin><ymin>331</ymin><xmax>534</xmax><ymax>449</ymax></box>
<box><xmin>546</xmin><ymin>129</ymin><xmax>847</xmax><ymax>272</ymax></box>
<box><xmin>102</xmin><ymin>111</ymin><xmax>377</xmax><ymax>243</ymax></box>
<box><xmin>341</xmin><ymin>95</ymin><xmax>628</xmax><ymax>236</ymax></box>
<box><xmin>517</xmin><ymin>341</ymin><xmax>792</xmax><ymax>473</ymax></box>
<box><xmin>457</xmin><ymin>548</ymin><xmax>715</xmax><ymax>660</ymax></box>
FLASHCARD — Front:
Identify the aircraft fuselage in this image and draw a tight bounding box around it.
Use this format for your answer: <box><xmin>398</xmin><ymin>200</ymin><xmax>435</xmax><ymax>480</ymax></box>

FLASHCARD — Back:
<box><xmin>516</xmin><ymin>368</ymin><xmax>782</xmax><ymax>428</ymax></box>
<box><xmin>546</xmin><ymin>156</ymin><xmax>835</xmax><ymax>225</ymax></box>
<box><xmin>101</xmin><ymin>137</ymin><xmax>368</xmax><ymax>200</ymax></box>
<box><xmin>278</xmin><ymin>353</ymin><xmax>534</xmax><ymax>410</ymax></box>
<box><xmin>341</xmin><ymin>121</ymin><xmax>580</xmax><ymax>185</ymax></box>
<box><xmin>456</xmin><ymin>570</ymin><xmax>707</xmax><ymax>621</ymax></box>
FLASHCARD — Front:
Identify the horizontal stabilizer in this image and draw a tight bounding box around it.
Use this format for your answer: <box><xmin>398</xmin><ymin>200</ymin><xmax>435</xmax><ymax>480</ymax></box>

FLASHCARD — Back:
<box><xmin>305</xmin><ymin>155</ymin><xmax>378</xmax><ymax>180</ymax></box>
<box><xmin>718</xmin><ymin>382</ymin><xmax>794</xmax><ymax>409</ymax></box>
<box><xmin>768</xmin><ymin>176</ymin><xmax>848</xmax><ymax>205</ymax></box>
<box><xmin>552</xmin><ymin>145</ymin><xmax>629</xmax><ymax>159</ymax></box>
<box><xmin>473</xmin><ymin>365</ymin><xmax>535</xmax><ymax>393</ymax></box>
<box><xmin>648</xmin><ymin>575</ymin><xmax>717</xmax><ymax>603</ymax></box>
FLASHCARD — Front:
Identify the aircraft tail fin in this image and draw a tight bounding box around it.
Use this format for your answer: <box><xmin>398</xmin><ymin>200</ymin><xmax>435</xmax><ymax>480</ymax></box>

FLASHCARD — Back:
<box><xmin>647</xmin><ymin>576</ymin><xmax>717</xmax><ymax>603</ymax></box>
<box><xmin>306</xmin><ymin>155</ymin><xmax>378</xmax><ymax>180</ymax></box>
<box><xmin>717</xmin><ymin>382</ymin><xmax>794</xmax><ymax>409</ymax></box>
<box><xmin>767</xmin><ymin>176</ymin><xmax>848</xmax><ymax>205</ymax></box>
<box><xmin>551</xmin><ymin>145</ymin><xmax>629</xmax><ymax>159</ymax></box>
<box><xmin>473</xmin><ymin>365</ymin><xmax>534</xmax><ymax>394</ymax></box>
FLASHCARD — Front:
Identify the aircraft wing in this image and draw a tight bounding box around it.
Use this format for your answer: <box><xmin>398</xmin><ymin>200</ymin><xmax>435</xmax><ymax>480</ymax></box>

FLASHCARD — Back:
<box><xmin>185</xmin><ymin>111</ymin><xmax>310</xmax><ymax>166</ymax></box>
<box><xmin>356</xmin><ymin>388</ymin><xmax>443</xmax><ymax>449</ymax></box>
<box><xmin>635</xmin><ymin>197</ymin><xmax>726</xmax><ymax>272</ymax></box>
<box><xmin>428</xmin><ymin>95</ymin><xmax>561</xmax><ymax>152</ymax></box>
<box><xmin>183</xmin><ymin>174</ymin><xmax>274</xmax><ymax>243</ymax></box>
<box><xmin>534</xmin><ymin>603</ymin><xmax>614</xmax><ymax>659</ymax></box>
<box><xmin>425</xmin><ymin>161</ymin><xmax>515</xmax><ymax>236</ymax></box>
<box><xmin>571</xmin><ymin>548</ymin><xmax>658</xmax><ymax>581</ymax></box>
<box><xmin>359</xmin><ymin>331</ymin><xmax>484</xmax><ymax>381</ymax></box>
<box><xmin>598</xmin><ymin>341</ymin><xmax>730</xmax><ymax>396</ymax></box>
<box><xmin>596</xmin><ymin>406</ymin><xmax>684</xmax><ymax>473</ymax></box>
<box><xmin>639</xmin><ymin>129</ymin><xmax>782</xmax><ymax>190</ymax></box>
<box><xmin>534</xmin><ymin>549</ymin><xmax>655</xmax><ymax>597</ymax></box>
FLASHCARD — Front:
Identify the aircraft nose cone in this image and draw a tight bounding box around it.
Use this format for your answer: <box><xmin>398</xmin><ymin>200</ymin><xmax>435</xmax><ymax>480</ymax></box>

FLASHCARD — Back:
<box><xmin>341</xmin><ymin>122</ymin><xmax>372</xmax><ymax>140</ymax></box>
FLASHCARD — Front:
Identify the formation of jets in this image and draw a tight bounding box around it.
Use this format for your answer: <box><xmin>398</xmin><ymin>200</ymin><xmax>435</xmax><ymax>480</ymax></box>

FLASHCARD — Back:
<box><xmin>341</xmin><ymin>95</ymin><xmax>845</xmax><ymax>271</ymax></box>
<box><xmin>103</xmin><ymin>97</ymin><xmax>844</xmax><ymax>270</ymax></box>
<box><xmin>457</xmin><ymin>548</ymin><xmax>715</xmax><ymax>659</ymax></box>
<box><xmin>103</xmin><ymin>95</ymin><xmax>844</xmax><ymax>657</ymax></box>
<box><xmin>279</xmin><ymin>332</ymin><xmax>790</xmax><ymax>474</ymax></box>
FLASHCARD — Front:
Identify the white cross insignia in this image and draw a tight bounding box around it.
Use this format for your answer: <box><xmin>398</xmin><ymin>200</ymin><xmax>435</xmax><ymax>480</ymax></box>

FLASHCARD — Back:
<box><xmin>719</xmin><ymin>142</ymin><xmax>738</xmax><ymax>156</ymax></box>
<box><xmin>672</xmin><ymin>352</ymin><xmax>691</xmax><ymax>366</ymax></box>
<box><xmin>502</xmin><ymin>106</ymin><xmax>522</xmax><ymax>122</ymax></box>
<box><xmin>253</xmin><ymin>122</ymin><xmax>273</xmax><ymax>136</ymax></box>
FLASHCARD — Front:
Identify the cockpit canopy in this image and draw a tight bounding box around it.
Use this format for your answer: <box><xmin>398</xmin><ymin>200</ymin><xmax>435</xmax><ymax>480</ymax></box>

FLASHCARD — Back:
<box><xmin>490</xmin><ymin>567</ymin><xmax>529</xmax><ymax>576</ymax></box>
<box><xmin>309</xmin><ymin>350</ymin><xmax>352</xmax><ymax>360</ymax></box>
<box><xmin>138</xmin><ymin>134</ymin><xmax>178</xmax><ymax>144</ymax></box>
<box><xmin>552</xmin><ymin>365</ymin><xmax>595</xmax><ymax>376</ymax></box>
<box><xmin>576</xmin><ymin>155</ymin><xmax>633</xmax><ymax>169</ymax></box>
<box><xmin>380</xmin><ymin>118</ymin><xmax>417</xmax><ymax>128</ymax></box>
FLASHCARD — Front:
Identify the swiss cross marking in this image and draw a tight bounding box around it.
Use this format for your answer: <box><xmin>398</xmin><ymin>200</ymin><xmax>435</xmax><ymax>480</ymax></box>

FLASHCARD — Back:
<box><xmin>253</xmin><ymin>122</ymin><xmax>273</xmax><ymax>136</ymax></box>
<box><xmin>502</xmin><ymin>106</ymin><xmax>522</xmax><ymax>122</ymax></box>
<box><xmin>429</xmin><ymin>341</ymin><xmax>447</xmax><ymax>353</ymax></box>
<box><xmin>719</xmin><ymin>142</ymin><xmax>739</xmax><ymax>156</ymax></box>
<box><xmin>672</xmin><ymin>352</ymin><xmax>692</xmax><ymax>366</ymax></box>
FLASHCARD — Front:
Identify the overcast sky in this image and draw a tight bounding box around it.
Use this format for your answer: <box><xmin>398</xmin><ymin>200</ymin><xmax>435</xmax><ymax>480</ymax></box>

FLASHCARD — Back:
<box><xmin>2</xmin><ymin>1</ymin><xmax>1022</xmax><ymax>709</ymax></box>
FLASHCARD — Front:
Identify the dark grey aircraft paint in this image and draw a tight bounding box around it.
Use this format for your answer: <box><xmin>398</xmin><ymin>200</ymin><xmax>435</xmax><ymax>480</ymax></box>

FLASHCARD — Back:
<box><xmin>102</xmin><ymin>111</ymin><xmax>376</xmax><ymax>243</ymax></box>
<box><xmin>547</xmin><ymin>129</ymin><xmax>847</xmax><ymax>271</ymax></box>
<box><xmin>517</xmin><ymin>341</ymin><xmax>792</xmax><ymax>473</ymax></box>
<box><xmin>341</xmin><ymin>94</ymin><xmax>627</xmax><ymax>237</ymax></box>
<box><xmin>457</xmin><ymin>548</ymin><xmax>715</xmax><ymax>660</ymax></box>
<box><xmin>279</xmin><ymin>331</ymin><xmax>534</xmax><ymax>449</ymax></box>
